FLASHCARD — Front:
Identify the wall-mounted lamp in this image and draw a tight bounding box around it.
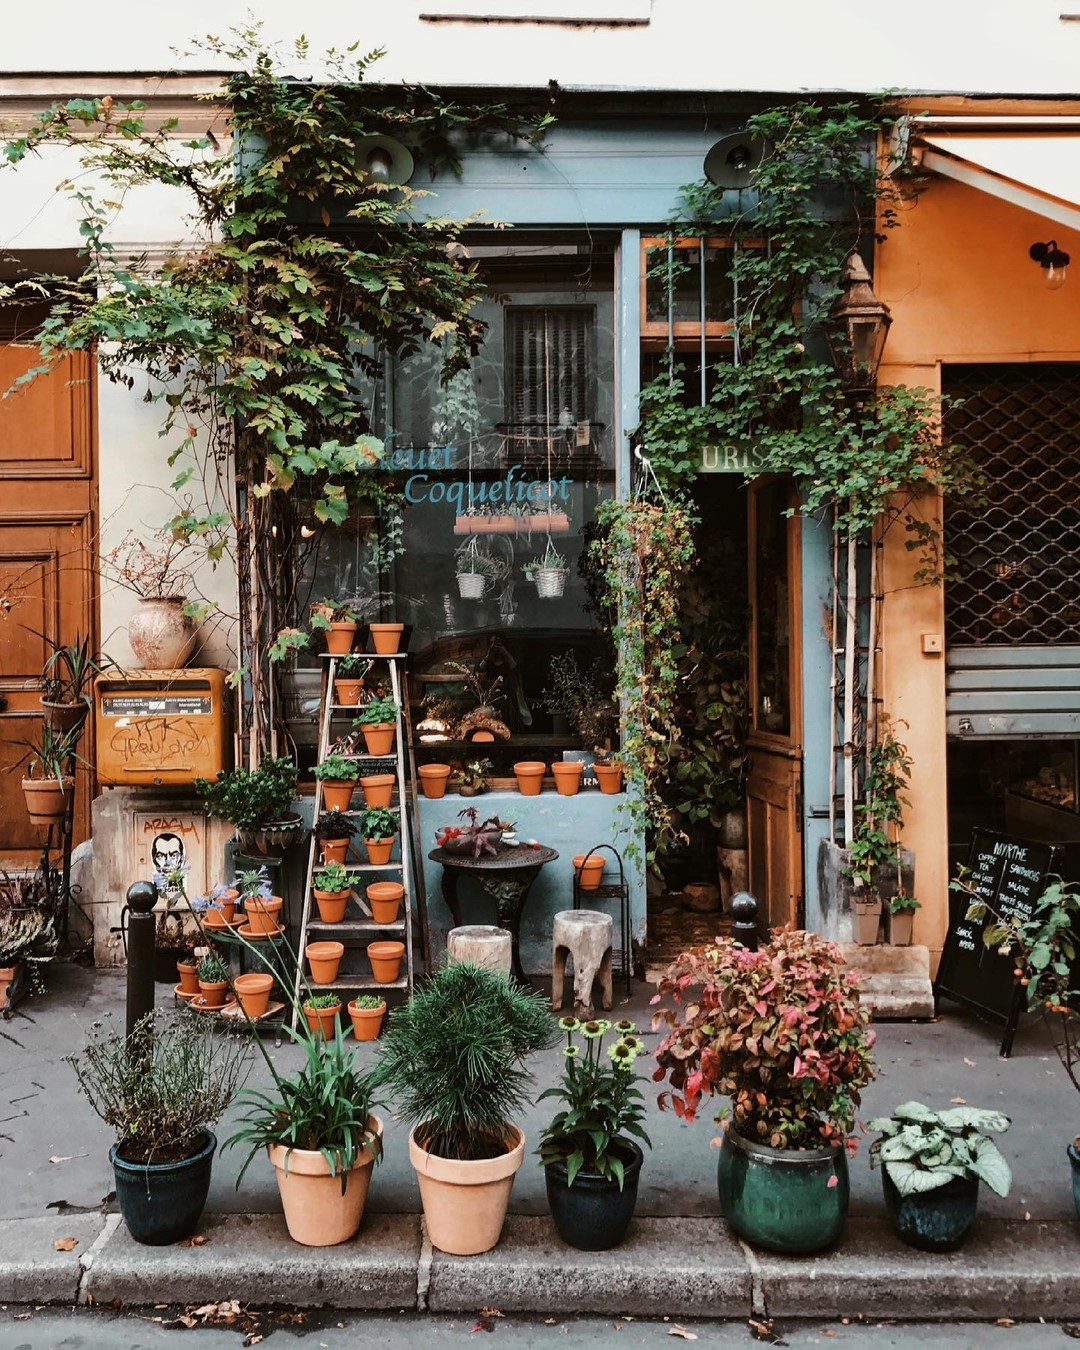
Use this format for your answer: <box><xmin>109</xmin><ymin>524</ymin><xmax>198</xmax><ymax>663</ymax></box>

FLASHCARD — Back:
<box><xmin>703</xmin><ymin>131</ymin><xmax>768</xmax><ymax>190</ymax></box>
<box><xmin>824</xmin><ymin>251</ymin><xmax>892</xmax><ymax>398</ymax></box>
<box><xmin>1029</xmin><ymin>239</ymin><xmax>1070</xmax><ymax>290</ymax></box>
<box><xmin>355</xmin><ymin>135</ymin><xmax>415</xmax><ymax>187</ymax></box>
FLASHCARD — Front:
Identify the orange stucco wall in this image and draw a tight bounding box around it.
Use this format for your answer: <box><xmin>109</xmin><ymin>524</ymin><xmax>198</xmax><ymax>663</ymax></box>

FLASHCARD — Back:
<box><xmin>875</xmin><ymin>162</ymin><xmax>1080</xmax><ymax>959</ymax></box>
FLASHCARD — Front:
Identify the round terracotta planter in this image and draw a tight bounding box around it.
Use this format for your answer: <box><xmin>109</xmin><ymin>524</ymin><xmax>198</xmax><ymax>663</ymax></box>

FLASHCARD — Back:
<box><xmin>314</xmin><ymin>888</ymin><xmax>350</xmax><ymax>924</ymax></box>
<box><xmin>594</xmin><ymin>762</ymin><xmax>624</xmax><ymax>794</ymax></box>
<box><xmin>128</xmin><ymin>595</ymin><xmax>197</xmax><ymax>669</ymax></box>
<box><xmin>418</xmin><ymin>764</ymin><xmax>453</xmax><ymax>799</ymax></box>
<box><xmin>364</xmin><ymin>836</ymin><xmax>395</xmax><ymax>866</ymax></box>
<box><xmin>367</xmin><ymin>940</ymin><xmax>405</xmax><ymax>984</ymax></box>
<box><xmin>21</xmin><ymin>776</ymin><xmax>74</xmax><ymax>825</ymax></box>
<box><xmin>334</xmin><ymin>678</ymin><xmax>365</xmax><ymax>706</ymax></box>
<box><xmin>306</xmin><ymin>940</ymin><xmax>345</xmax><ymax>985</ymax></box>
<box><xmin>244</xmin><ymin>896</ymin><xmax>284</xmax><ymax>936</ymax></box>
<box><xmin>325</xmin><ymin>621</ymin><xmax>358</xmax><ymax>656</ymax></box>
<box><xmin>40</xmin><ymin>699</ymin><xmax>90</xmax><ymax>735</ymax></box>
<box><xmin>367</xmin><ymin>881</ymin><xmax>403</xmax><ymax>925</ymax></box>
<box><xmin>360</xmin><ymin>774</ymin><xmax>395</xmax><ymax>808</ymax></box>
<box><xmin>348</xmin><ymin>998</ymin><xmax>387</xmax><ymax>1041</ymax></box>
<box><xmin>513</xmin><ymin>761</ymin><xmax>546</xmax><ymax>796</ymax></box>
<box><xmin>303</xmin><ymin>1000</ymin><xmax>342</xmax><ymax>1038</ymax></box>
<box><xmin>319</xmin><ymin>838</ymin><xmax>350</xmax><ymax>865</ymax></box>
<box><xmin>573</xmin><ymin>853</ymin><xmax>605</xmax><ymax>891</ymax></box>
<box><xmin>409</xmin><ymin>1123</ymin><xmax>524</xmax><ymax>1255</ymax></box>
<box><xmin>198</xmin><ymin>978</ymin><xmax>229</xmax><ymax>1009</ymax></box>
<box><xmin>320</xmin><ymin>780</ymin><xmax>358</xmax><ymax>812</ymax></box>
<box><xmin>202</xmin><ymin>909</ymin><xmax>233</xmax><ymax>935</ymax></box>
<box><xmin>552</xmin><ymin>762</ymin><xmax>583</xmax><ymax>796</ymax></box>
<box><xmin>234</xmin><ymin>972</ymin><xmax>274</xmax><ymax>1019</ymax></box>
<box><xmin>269</xmin><ymin>1114</ymin><xmax>383</xmax><ymax>1246</ymax></box>
<box><xmin>176</xmin><ymin>960</ymin><xmax>199</xmax><ymax>995</ymax></box>
<box><xmin>361</xmin><ymin>724</ymin><xmax>396</xmax><ymax>757</ymax></box>
<box><xmin>369</xmin><ymin>623</ymin><xmax>404</xmax><ymax>655</ymax></box>
<box><xmin>0</xmin><ymin>964</ymin><xmax>18</xmax><ymax>1012</ymax></box>
<box><xmin>215</xmin><ymin>896</ymin><xmax>237</xmax><ymax>922</ymax></box>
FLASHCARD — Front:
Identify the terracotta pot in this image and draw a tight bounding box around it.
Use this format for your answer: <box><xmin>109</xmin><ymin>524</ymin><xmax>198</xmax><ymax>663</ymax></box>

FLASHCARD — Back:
<box><xmin>333</xmin><ymin>678</ymin><xmax>365</xmax><ymax>707</ymax></box>
<box><xmin>552</xmin><ymin>762</ymin><xmax>583</xmax><ymax>796</ymax></box>
<box><xmin>127</xmin><ymin>595</ymin><xmax>197</xmax><ymax>669</ymax></box>
<box><xmin>367</xmin><ymin>940</ymin><xmax>405</xmax><ymax>984</ymax></box>
<box><xmin>320</xmin><ymin>779</ymin><xmax>358</xmax><ymax>812</ymax></box>
<box><xmin>0</xmin><ymin>964</ymin><xmax>18</xmax><ymax>1012</ymax></box>
<box><xmin>361</xmin><ymin>724</ymin><xmax>396</xmax><ymax>757</ymax></box>
<box><xmin>268</xmin><ymin>1114</ymin><xmax>382</xmax><ymax>1246</ymax></box>
<box><xmin>303</xmin><ymin>1000</ymin><xmax>342</xmax><ymax>1038</ymax></box>
<box><xmin>348</xmin><ymin>999</ymin><xmax>387</xmax><ymax>1041</ymax></box>
<box><xmin>359</xmin><ymin>774</ymin><xmax>395</xmax><ymax>808</ymax></box>
<box><xmin>573</xmin><ymin>853</ymin><xmax>605</xmax><ymax>891</ymax></box>
<box><xmin>215</xmin><ymin>895</ymin><xmax>237</xmax><ymax>922</ymax></box>
<box><xmin>319</xmin><ymin>838</ymin><xmax>350</xmax><ymax>865</ymax></box>
<box><xmin>202</xmin><ymin>908</ymin><xmax>233</xmax><ymax>934</ymax></box>
<box><xmin>234</xmin><ymin>972</ymin><xmax>274</xmax><ymax>1019</ymax></box>
<box><xmin>40</xmin><ymin>699</ymin><xmax>90</xmax><ymax>735</ymax></box>
<box><xmin>409</xmin><ymin>1123</ymin><xmax>524</xmax><ymax>1255</ymax></box>
<box><xmin>306</xmin><ymin>940</ymin><xmax>345</xmax><ymax>985</ymax></box>
<box><xmin>325</xmin><ymin>621</ymin><xmax>358</xmax><ymax>655</ymax></box>
<box><xmin>418</xmin><ymin>764</ymin><xmax>453</xmax><ymax>799</ymax></box>
<box><xmin>366</xmin><ymin>881</ymin><xmax>404</xmax><ymax>924</ymax></box>
<box><xmin>369</xmin><ymin>623</ymin><xmax>404</xmax><ymax>655</ymax></box>
<box><xmin>21</xmin><ymin>776</ymin><xmax>74</xmax><ymax>825</ymax></box>
<box><xmin>176</xmin><ymin>960</ymin><xmax>199</xmax><ymax>995</ymax></box>
<box><xmin>314</xmin><ymin>888</ymin><xmax>350</xmax><ymax>924</ymax></box>
<box><xmin>594</xmin><ymin>762</ymin><xmax>624</xmax><ymax>794</ymax></box>
<box><xmin>513</xmin><ymin>761</ymin><xmax>546</xmax><ymax>796</ymax></box>
<box><xmin>244</xmin><ymin>895</ymin><xmax>284</xmax><ymax>936</ymax></box>
<box><xmin>364</xmin><ymin>836</ymin><xmax>395</xmax><ymax>866</ymax></box>
<box><xmin>198</xmin><ymin>978</ymin><xmax>229</xmax><ymax>1009</ymax></box>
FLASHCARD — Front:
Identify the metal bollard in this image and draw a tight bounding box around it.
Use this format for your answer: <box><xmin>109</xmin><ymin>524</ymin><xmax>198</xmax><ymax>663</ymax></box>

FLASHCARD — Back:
<box><xmin>729</xmin><ymin>891</ymin><xmax>759</xmax><ymax>952</ymax></box>
<box><xmin>125</xmin><ymin>880</ymin><xmax>158</xmax><ymax>1043</ymax></box>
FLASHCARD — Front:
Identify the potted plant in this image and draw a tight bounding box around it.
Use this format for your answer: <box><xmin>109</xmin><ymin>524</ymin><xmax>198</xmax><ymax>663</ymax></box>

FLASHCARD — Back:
<box><xmin>237</xmin><ymin>868</ymin><xmax>283</xmax><ymax>937</ymax></box>
<box><xmin>197</xmin><ymin>951</ymin><xmax>231</xmax><ymax>1008</ymax></box>
<box><xmin>39</xmin><ymin>632</ymin><xmax>110</xmax><ymax>734</ymax></box>
<box><xmin>309</xmin><ymin>599</ymin><xmax>361</xmax><ymax>655</ymax></box>
<box><xmin>19</xmin><ymin>722</ymin><xmax>78</xmax><ymax>825</ymax></box>
<box><xmin>418</xmin><ymin>763</ymin><xmax>453</xmax><ymax>799</ymax></box>
<box><xmin>513</xmin><ymin>761</ymin><xmax>547</xmax><ymax>796</ymax></box>
<box><xmin>196</xmin><ymin>756</ymin><xmax>303</xmax><ymax>856</ymax></box>
<box><xmin>315</xmin><ymin>809</ymin><xmax>357</xmax><ymax>865</ymax></box>
<box><xmin>69</xmin><ymin>1013</ymin><xmax>248</xmax><ymax>1244</ymax></box>
<box><xmin>359</xmin><ymin>807</ymin><xmax>398</xmax><ymax>866</ymax></box>
<box><xmin>333</xmin><ymin>653</ymin><xmax>370</xmax><ymax>706</ymax></box>
<box><xmin>653</xmin><ymin>927</ymin><xmax>876</xmax><ymax>1254</ymax></box>
<box><xmin>525</xmin><ymin>540</ymin><xmax>568</xmax><ymax>599</ymax></box>
<box><xmin>102</xmin><ymin>530</ymin><xmax>198</xmax><ymax>668</ymax></box>
<box><xmin>314</xmin><ymin>753</ymin><xmax>360</xmax><ymax>812</ymax></box>
<box><xmin>455</xmin><ymin>539</ymin><xmax>499</xmax><ymax>599</ymax></box>
<box><xmin>313</xmin><ymin>860</ymin><xmax>352</xmax><ymax>923</ymax></box>
<box><xmin>868</xmin><ymin>1102</ymin><xmax>1012</xmax><ymax>1251</ymax></box>
<box><xmin>0</xmin><ymin>910</ymin><xmax>56</xmax><ymax>1009</ymax></box>
<box><xmin>302</xmin><ymin>991</ymin><xmax>342</xmax><ymax>1038</ymax></box>
<box><xmin>226</xmin><ymin>1020</ymin><xmax>382</xmax><ymax>1246</ymax></box>
<box><xmin>354</xmin><ymin>697</ymin><xmax>399</xmax><ymax>756</ymax></box>
<box><xmin>367</xmin><ymin>881</ymin><xmax>404</xmax><ymax>925</ymax></box>
<box><xmin>886</xmin><ymin>892</ymin><xmax>920</xmax><ymax>945</ymax></box>
<box><xmin>454</xmin><ymin>758</ymin><xmax>492</xmax><ymax>797</ymax></box>
<box><xmin>593</xmin><ymin>756</ymin><xmax>624</xmax><ymax>795</ymax></box>
<box><xmin>348</xmin><ymin>993</ymin><xmax>387</xmax><ymax>1041</ymax></box>
<box><xmin>369</xmin><ymin>962</ymin><xmax>557</xmax><ymax>1255</ymax></box>
<box><xmin>543</xmin><ymin>652</ymin><xmax>615</xmax><ymax>755</ymax></box>
<box><xmin>844</xmin><ymin>724</ymin><xmax>913</xmax><ymax>946</ymax></box>
<box><xmin>537</xmin><ymin>1016</ymin><xmax>651</xmax><ymax>1250</ymax></box>
<box><xmin>434</xmin><ymin>807</ymin><xmax>506</xmax><ymax>858</ymax></box>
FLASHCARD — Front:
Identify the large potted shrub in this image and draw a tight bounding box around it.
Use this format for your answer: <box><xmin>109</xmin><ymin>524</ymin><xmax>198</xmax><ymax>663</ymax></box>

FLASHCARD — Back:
<box><xmin>653</xmin><ymin>927</ymin><xmax>876</xmax><ymax>1253</ymax></box>
<box><xmin>538</xmin><ymin>1016</ymin><xmax>651</xmax><ymax>1251</ymax></box>
<box><xmin>369</xmin><ymin>962</ymin><xmax>556</xmax><ymax>1255</ymax></box>
<box><xmin>196</xmin><ymin>756</ymin><xmax>303</xmax><ymax>856</ymax></box>
<box><xmin>68</xmin><ymin>1014</ymin><xmax>249</xmax><ymax>1245</ymax></box>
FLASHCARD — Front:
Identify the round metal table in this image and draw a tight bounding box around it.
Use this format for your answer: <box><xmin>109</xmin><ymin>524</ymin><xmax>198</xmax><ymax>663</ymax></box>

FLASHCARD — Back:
<box><xmin>428</xmin><ymin>844</ymin><xmax>558</xmax><ymax>982</ymax></box>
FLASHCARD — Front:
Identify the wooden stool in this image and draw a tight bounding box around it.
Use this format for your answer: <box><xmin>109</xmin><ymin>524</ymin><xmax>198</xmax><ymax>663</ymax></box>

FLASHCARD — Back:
<box><xmin>447</xmin><ymin>925</ymin><xmax>513</xmax><ymax>977</ymax></box>
<box><xmin>551</xmin><ymin>909</ymin><xmax>613</xmax><ymax>1015</ymax></box>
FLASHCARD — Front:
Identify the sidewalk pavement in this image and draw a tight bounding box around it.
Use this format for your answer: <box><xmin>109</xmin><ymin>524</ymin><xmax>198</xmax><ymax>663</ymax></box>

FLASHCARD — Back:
<box><xmin>2</xmin><ymin>963</ymin><xmax>1079</xmax><ymax>1321</ymax></box>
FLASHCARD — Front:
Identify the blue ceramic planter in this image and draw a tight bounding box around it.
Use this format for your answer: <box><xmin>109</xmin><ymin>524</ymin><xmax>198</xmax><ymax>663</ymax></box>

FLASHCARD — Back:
<box><xmin>545</xmin><ymin>1141</ymin><xmax>643</xmax><ymax>1251</ymax></box>
<box><xmin>881</xmin><ymin>1169</ymin><xmax>979</xmax><ymax>1252</ymax></box>
<box><xmin>110</xmin><ymin>1130</ymin><xmax>216</xmax><ymax>1246</ymax></box>
<box><xmin>716</xmin><ymin>1128</ymin><xmax>848</xmax><ymax>1253</ymax></box>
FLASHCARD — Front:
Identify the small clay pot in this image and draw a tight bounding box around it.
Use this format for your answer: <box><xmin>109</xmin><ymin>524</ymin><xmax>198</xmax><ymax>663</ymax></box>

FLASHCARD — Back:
<box><xmin>573</xmin><ymin>853</ymin><xmax>605</xmax><ymax>891</ymax></box>
<box><xmin>552</xmin><ymin>762</ymin><xmax>584</xmax><ymax>796</ymax></box>
<box><xmin>360</xmin><ymin>774</ymin><xmax>395</xmax><ymax>808</ymax></box>
<box><xmin>513</xmin><ymin>761</ymin><xmax>547</xmax><ymax>796</ymax></box>
<box><xmin>325</xmin><ymin>622</ymin><xmax>358</xmax><ymax>655</ymax></box>
<box><xmin>176</xmin><ymin>960</ymin><xmax>199</xmax><ymax>995</ymax></box>
<box><xmin>361</xmin><ymin>724</ymin><xmax>395</xmax><ymax>757</ymax></box>
<box><xmin>320</xmin><ymin>780</ymin><xmax>358</xmax><ymax>812</ymax></box>
<box><xmin>367</xmin><ymin>940</ymin><xmax>405</xmax><ymax>984</ymax></box>
<box><xmin>334</xmin><ymin>678</ymin><xmax>365</xmax><ymax>706</ymax></box>
<box><xmin>202</xmin><ymin>908</ymin><xmax>233</xmax><ymax>934</ymax></box>
<box><xmin>364</xmin><ymin>836</ymin><xmax>395</xmax><ymax>866</ymax></box>
<box><xmin>244</xmin><ymin>896</ymin><xmax>284</xmax><ymax>936</ymax></box>
<box><xmin>594</xmin><ymin>762</ymin><xmax>624</xmax><ymax>794</ymax></box>
<box><xmin>369</xmin><ymin>623</ymin><xmax>404</xmax><ymax>655</ymax></box>
<box><xmin>367</xmin><ymin>881</ymin><xmax>404</xmax><ymax>924</ymax></box>
<box><xmin>306</xmin><ymin>940</ymin><xmax>345</xmax><ymax>985</ymax></box>
<box><xmin>320</xmin><ymin>838</ymin><xmax>350</xmax><ymax>865</ymax></box>
<box><xmin>314</xmin><ymin>888</ymin><xmax>350</xmax><ymax>924</ymax></box>
<box><xmin>234</xmin><ymin>972</ymin><xmax>274</xmax><ymax>1019</ymax></box>
<box><xmin>348</xmin><ymin>998</ymin><xmax>387</xmax><ymax>1041</ymax></box>
<box><xmin>198</xmin><ymin>978</ymin><xmax>229</xmax><ymax>1009</ymax></box>
<box><xmin>418</xmin><ymin>764</ymin><xmax>453</xmax><ymax>799</ymax></box>
<box><xmin>303</xmin><ymin>1000</ymin><xmax>342</xmax><ymax>1038</ymax></box>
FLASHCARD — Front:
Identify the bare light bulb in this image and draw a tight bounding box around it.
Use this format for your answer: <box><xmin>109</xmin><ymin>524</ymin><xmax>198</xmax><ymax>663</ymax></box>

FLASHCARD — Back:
<box><xmin>366</xmin><ymin>147</ymin><xmax>394</xmax><ymax>183</ymax></box>
<box><xmin>1045</xmin><ymin>261</ymin><xmax>1068</xmax><ymax>290</ymax></box>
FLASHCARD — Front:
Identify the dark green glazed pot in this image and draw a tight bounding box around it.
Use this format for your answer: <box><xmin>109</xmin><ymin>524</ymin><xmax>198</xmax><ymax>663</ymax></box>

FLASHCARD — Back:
<box><xmin>545</xmin><ymin>1141</ymin><xmax>643</xmax><ymax>1251</ymax></box>
<box><xmin>1067</xmin><ymin>1144</ymin><xmax>1080</xmax><ymax>1219</ymax></box>
<box><xmin>881</xmin><ymin>1169</ymin><xmax>979</xmax><ymax>1252</ymax></box>
<box><xmin>716</xmin><ymin>1127</ymin><xmax>848</xmax><ymax>1253</ymax></box>
<box><xmin>110</xmin><ymin>1130</ymin><xmax>216</xmax><ymax>1245</ymax></box>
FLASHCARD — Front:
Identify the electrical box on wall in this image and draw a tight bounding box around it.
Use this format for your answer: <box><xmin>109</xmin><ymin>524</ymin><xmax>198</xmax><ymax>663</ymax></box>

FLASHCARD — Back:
<box><xmin>94</xmin><ymin>668</ymin><xmax>231</xmax><ymax>787</ymax></box>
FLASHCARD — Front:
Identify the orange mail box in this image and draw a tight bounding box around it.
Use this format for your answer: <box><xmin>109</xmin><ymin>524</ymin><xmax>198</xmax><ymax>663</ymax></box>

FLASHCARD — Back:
<box><xmin>95</xmin><ymin>669</ymin><xmax>231</xmax><ymax>787</ymax></box>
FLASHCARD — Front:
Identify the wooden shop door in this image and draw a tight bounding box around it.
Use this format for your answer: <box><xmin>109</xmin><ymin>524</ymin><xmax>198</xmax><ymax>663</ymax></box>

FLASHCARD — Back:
<box><xmin>745</xmin><ymin>477</ymin><xmax>803</xmax><ymax>931</ymax></box>
<box><xmin>0</xmin><ymin>342</ymin><xmax>96</xmax><ymax>865</ymax></box>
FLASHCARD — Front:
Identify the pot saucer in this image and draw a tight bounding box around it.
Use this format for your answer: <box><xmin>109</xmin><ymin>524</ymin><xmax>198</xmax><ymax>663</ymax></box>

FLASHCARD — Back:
<box><xmin>220</xmin><ymin>999</ymin><xmax>284</xmax><ymax>1024</ymax></box>
<box><xmin>237</xmin><ymin>922</ymin><xmax>286</xmax><ymax>940</ymax></box>
<box><xmin>191</xmin><ymin>994</ymin><xmax>237</xmax><ymax>1013</ymax></box>
<box><xmin>173</xmin><ymin>983</ymin><xmax>200</xmax><ymax>1002</ymax></box>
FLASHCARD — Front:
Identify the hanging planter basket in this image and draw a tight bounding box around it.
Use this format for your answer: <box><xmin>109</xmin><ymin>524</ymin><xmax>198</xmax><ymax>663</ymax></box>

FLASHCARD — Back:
<box><xmin>457</xmin><ymin>572</ymin><xmax>488</xmax><ymax>600</ymax></box>
<box><xmin>533</xmin><ymin>568</ymin><xmax>567</xmax><ymax>600</ymax></box>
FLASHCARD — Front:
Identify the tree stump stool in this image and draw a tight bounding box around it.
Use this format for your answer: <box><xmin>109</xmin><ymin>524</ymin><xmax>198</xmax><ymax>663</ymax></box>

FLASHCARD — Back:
<box><xmin>551</xmin><ymin>909</ymin><xmax>613</xmax><ymax>1015</ymax></box>
<box><xmin>446</xmin><ymin>925</ymin><xmax>513</xmax><ymax>977</ymax></box>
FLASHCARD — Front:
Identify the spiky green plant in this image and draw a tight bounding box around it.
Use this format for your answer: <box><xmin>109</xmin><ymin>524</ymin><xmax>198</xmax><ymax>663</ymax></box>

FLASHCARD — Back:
<box><xmin>369</xmin><ymin>962</ymin><xmax>557</xmax><ymax>1161</ymax></box>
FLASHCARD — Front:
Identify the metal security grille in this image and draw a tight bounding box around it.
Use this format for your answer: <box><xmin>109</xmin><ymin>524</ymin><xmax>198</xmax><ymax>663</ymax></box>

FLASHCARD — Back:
<box><xmin>944</xmin><ymin>363</ymin><xmax>1080</xmax><ymax>646</ymax></box>
<box><xmin>505</xmin><ymin>307</ymin><xmax>594</xmax><ymax>424</ymax></box>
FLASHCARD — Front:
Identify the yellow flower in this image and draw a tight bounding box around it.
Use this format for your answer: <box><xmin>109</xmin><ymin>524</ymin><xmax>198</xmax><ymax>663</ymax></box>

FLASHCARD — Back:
<box><xmin>558</xmin><ymin>1016</ymin><xmax>580</xmax><ymax>1032</ymax></box>
<box><xmin>581</xmin><ymin>1019</ymin><xmax>611</xmax><ymax>1039</ymax></box>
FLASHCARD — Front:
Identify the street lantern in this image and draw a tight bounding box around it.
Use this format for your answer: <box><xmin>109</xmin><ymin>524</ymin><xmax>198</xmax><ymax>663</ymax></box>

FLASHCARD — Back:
<box><xmin>825</xmin><ymin>252</ymin><xmax>892</xmax><ymax>396</ymax></box>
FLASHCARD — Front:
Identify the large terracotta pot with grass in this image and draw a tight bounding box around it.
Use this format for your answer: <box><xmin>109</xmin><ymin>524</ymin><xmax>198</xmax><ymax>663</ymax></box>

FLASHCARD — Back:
<box><xmin>409</xmin><ymin>1123</ymin><xmax>524</xmax><ymax>1255</ymax></box>
<box><xmin>269</xmin><ymin>1114</ymin><xmax>383</xmax><ymax>1247</ymax></box>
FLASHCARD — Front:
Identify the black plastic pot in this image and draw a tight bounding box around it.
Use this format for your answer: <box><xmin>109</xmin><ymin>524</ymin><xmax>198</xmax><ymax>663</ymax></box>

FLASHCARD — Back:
<box><xmin>1067</xmin><ymin>1143</ymin><xmax>1080</xmax><ymax>1219</ymax></box>
<box><xmin>881</xmin><ymin>1169</ymin><xmax>980</xmax><ymax>1252</ymax></box>
<box><xmin>110</xmin><ymin>1130</ymin><xmax>217</xmax><ymax>1245</ymax></box>
<box><xmin>544</xmin><ymin>1140</ymin><xmax>643</xmax><ymax>1250</ymax></box>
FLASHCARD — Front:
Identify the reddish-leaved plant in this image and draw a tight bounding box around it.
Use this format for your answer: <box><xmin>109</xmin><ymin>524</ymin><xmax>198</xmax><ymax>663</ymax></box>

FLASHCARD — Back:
<box><xmin>651</xmin><ymin>928</ymin><xmax>876</xmax><ymax>1150</ymax></box>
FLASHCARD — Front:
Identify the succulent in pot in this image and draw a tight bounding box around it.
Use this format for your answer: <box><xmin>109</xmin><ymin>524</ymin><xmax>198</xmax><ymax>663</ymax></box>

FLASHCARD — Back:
<box><xmin>453</xmin><ymin>757</ymin><xmax>492</xmax><ymax>798</ymax></box>
<box><xmin>653</xmin><ymin>927</ymin><xmax>876</xmax><ymax>1254</ymax></box>
<box><xmin>348</xmin><ymin>993</ymin><xmax>387</xmax><ymax>1041</ymax></box>
<box><xmin>359</xmin><ymin>807</ymin><xmax>398</xmax><ymax>866</ymax></box>
<box><xmin>196</xmin><ymin>756</ymin><xmax>303</xmax><ymax>856</ymax></box>
<box><xmin>369</xmin><ymin>962</ymin><xmax>557</xmax><ymax>1255</ymax></box>
<box><xmin>313</xmin><ymin>860</ymin><xmax>352</xmax><ymax>924</ymax></box>
<box><xmin>314</xmin><ymin>809</ymin><xmax>358</xmax><ymax>865</ymax></box>
<box><xmin>353</xmin><ymin>697</ymin><xmax>400</xmax><ymax>756</ymax></box>
<box><xmin>537</xmin><ymin>1016</ymin><xmax>651</xmax><ymax>1251</ymax></box>
<box><xmin>314</xmin><ymin>753</ymin><xmax>360</xmax><ymax>812</ymax></box>
<box><xmin>302</xmin><ymin>991</ymin><xmax>343</xmax><ymax>1038</ymax></box>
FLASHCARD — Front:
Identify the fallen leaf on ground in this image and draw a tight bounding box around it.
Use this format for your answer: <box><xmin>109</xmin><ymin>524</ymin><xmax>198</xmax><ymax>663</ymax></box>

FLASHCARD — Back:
<box><xmin>180</xmin><ymin>1234</ymin><xmax>208</xmax><ymax>1247</ymax></box>
<box><xmin>668</xmin><ymin>1328</ymin><xmax>697</xmax><ymax>1341</ymax></box>
<box><xmin>545</xmin><ymin>1319</ymin><xmax>557</xmax><ymax>1325</ymax></box>
<box><xmin>997</xmin><ymin>1318</ymin><xmax>1016</xmax><ymax>1327</ymax></box>
<box><xmin>964</xmin><ymin>1057</ymin><xmax>976</xmax><ymax>1066</ymax></box>
<box><xmin>53</xmin><ymin>1237</ymin><xmax>77</xmax><ymax>1251</ymax></box>
<box><xmin>481</xmin><ymin>1307</ymin><xmax>504</xmax><ymax>1319</ymax></box>
<box><xmin>242</xmin><ymin>1336</ymin><xmax>263</xmax><ymax>1347</ymax></box>
<box><xmin>177</xmin><ymin>1315</ymin><xmax>198</xmax><ymax>1329</ymax></box>
<box><xmin>14</xmin><ymin>1312</ymin><xmax>32</xmax><ymax>1320</ymax></box>
<box><xmin>949</xmin><ymin>1097</ymin><xmax>966</xmax><ymax>1104</ymax></box>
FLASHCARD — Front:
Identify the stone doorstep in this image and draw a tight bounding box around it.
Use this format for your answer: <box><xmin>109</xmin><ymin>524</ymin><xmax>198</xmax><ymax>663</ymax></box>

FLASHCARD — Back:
<box><xmin>839</xmin><ymin>943</ymin><xmax>935</xmax><ymax>1020</ymax></box>
<box><xmin>5</xmin><ymin>1211</ymin><xmax>1078</xmax><ymax>1321</ymax></box>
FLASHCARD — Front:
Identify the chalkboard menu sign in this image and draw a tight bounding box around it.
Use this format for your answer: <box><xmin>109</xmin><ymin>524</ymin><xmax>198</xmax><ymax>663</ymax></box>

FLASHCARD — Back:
<box><xmin>934</xmin><ymin>829</ymin><xmax>1058</xmax><ymax>1057</ymax></box>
